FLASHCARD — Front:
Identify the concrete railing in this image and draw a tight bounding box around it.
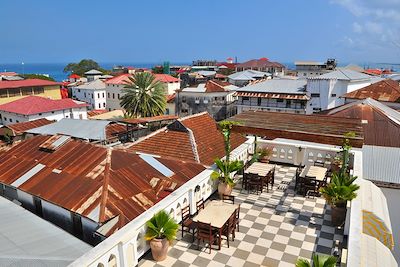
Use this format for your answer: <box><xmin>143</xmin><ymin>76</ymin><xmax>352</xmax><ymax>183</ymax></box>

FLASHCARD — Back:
<box><xmin>257</xmin><ymin>139</ymin><xmax>341</xmax><ymax>166</ymax></box>
<box><xmin>69</xmin><ymin>139</ymin><xmax>252</xmax><ymax>267</ymax></box>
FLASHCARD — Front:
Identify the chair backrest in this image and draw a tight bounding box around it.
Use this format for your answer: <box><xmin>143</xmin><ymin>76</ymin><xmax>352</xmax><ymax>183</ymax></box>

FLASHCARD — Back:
<box><xmin>248</xmin><ymin>173</ymin><xmax>260</xmax><ymax>181</ymax></box>
<box><xmin>304</xmin><ymin>176</ymin><xmax>317</xmax><ymax>186</ymax></box>
<box><xmin>222</xmin><ymin>194</ymin><xmax>235</xmax><ymax>204</ymax></box>
<box><xmin>182</xmin><ymin>205</ymin><xmax>190</xmax><ymax>221</ymax></box>
<box><xmin>314</xmin><ymin>161</ymin><xmax>325</xmax><ymax>167</ymax></box>
<box><xmin>228</xmin><ymin>212</ymin><xmax>236</xmax><ymax>228</ymax></box>
<box><xmin>197</xmin><ymin>221</ymin><xmax>211</xmax><ymax>237</ymax></box>
<box><xmin>196</xmin><ymin>198</ymin><xmax>205</xmax><ymax>211</ymax></box>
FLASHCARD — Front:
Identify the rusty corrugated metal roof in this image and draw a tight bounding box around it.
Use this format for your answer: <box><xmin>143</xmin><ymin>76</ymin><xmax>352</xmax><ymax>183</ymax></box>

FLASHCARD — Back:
<box><xmin>0</xmin><ymin>119</ymin><xmax>55</xmax><ymax>136</ymax></box>
<box><xmin>0</xmin><ymin>135</ymin><xmax>205</xmax><ymax>235</ymax></box>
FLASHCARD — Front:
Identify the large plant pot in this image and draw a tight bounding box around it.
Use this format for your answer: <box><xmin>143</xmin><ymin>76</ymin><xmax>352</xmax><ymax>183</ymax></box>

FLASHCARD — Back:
<box><xmin>331</xmin><ymin>206</ymin><xmax>346</xmax><ymax>227</ymax></box>
<box><xmin>218</xmin><ymin>182</ymin><xmax>233</xmax><ymax>198</ymax></box>
<box><xmin>149</xmin><ymin>238</ymin><xmax>169</xmax><ymax>261</ymax></box>
<box><xmin>259</xmin><ymin>157</ymin><xmax>270</xmax><ymax>163</ymax></box>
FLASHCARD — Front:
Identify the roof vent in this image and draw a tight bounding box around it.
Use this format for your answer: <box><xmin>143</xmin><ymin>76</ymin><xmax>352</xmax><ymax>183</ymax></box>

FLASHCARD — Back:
<box><xmin>39</xmin><ymin>135</ymin><xmax>71</xmax><ymax>152</ymax></box>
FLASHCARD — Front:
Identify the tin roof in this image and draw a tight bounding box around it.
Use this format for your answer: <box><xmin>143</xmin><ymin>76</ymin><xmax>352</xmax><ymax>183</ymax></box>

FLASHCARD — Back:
<box><xmin>228</xmin><ymin>110</ymin><xmax>364</xmax><ymax>147</ymax></box>
<box><xmin>0</xmin><ymin>135</ymin><xmax>205</xmax><ymax>234</ymax></box>
<box><xmin>236</xmin><ymin>79</ymin><xmax>307</xmax><ymax>95</ymax></box>
<box><xmin>310</xmin><ymin>69</ymin><xmax>372</xmax><ymax>81</ymax></box>
<box><xmin>1</xmin><ymin>118</ymin><xmax>55</xmax><ymax>136</ymax></box>
<box><xmin>0</xmin><ymin>79</ymin><xmax>61</xmax><ymax>90</ymax></box>
<box><xmin>323</xmin><ymin>98</ymin><xmax>400</xmax><ymax>147</ymax></box>
<box><xmin>127</xmin><ymin>112</ymin><xmax>247</xmax><ymax>165</ymax></box>
<box><xmin>0</xmin><ymin>96</ymin><xmax>88</xmax><ymax>115</ymax></box>
<box><xmin>341</xmin><ymin>79</ymin><xmax>400</xmax><ymax>103</ymax></box>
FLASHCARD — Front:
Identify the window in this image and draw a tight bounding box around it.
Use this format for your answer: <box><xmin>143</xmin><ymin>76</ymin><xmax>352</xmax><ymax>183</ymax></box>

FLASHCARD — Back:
<box><xmin>34</xmin><ymin>87</ymin><xmax>45</xmax><ymax>94</ymax></box>
<box><xmin>103</xmin><ymin>103</ymin><xmax>106</xmax><ymax>108</ymax></box>
<box><xmin>242</xmin><ymin>96</ymin><xmax>249</xmax><ymax>101</ymax></box>
<box><xmin>8</xmin><ymin>88</ymin><xmax>20</xmax><ymax>97</ymax></box>
<box><xmin>102</xmin><ymin>92</ymin><xmax>105</xmax><ymax>98</ymax></box>
<box><xmin>113</xmin><ymin>93</ymin><xmax>115</xmax><ymax>99</ymax></box>
<box><xmin>107</xmin><ymin>92</ymin><xmax>110</xmax><ymax>98</ymax></box>
<box><xmin>9</xmin><ymin>118</ymin><xmax>12</xmax><ymax>122</ymax></box>
<box><xmin>313</xmin><ymin>107</ymin><xmax>322</xmax><ymax>111</ymax></box>
<box><xmin>0</xmin><ymin>90</ymin><xmax>7</xmax><ymax>98</ymax></box>
<box><xmin>182</xmin><ymin>96</ymin><xmax>186</xmax><ymax>102</ymax></box>
<box><xmin>311</xmin><ymin>93</ymin><xmax>320</xmax><ymax>97</ymax></box>
<box><xmin>97</xmin><ymin>93</ymin><xmax>100</xmax><ymax>98</ymax></box>
<box><xmin>214</xmin><ymin>97</ymin><xmax>218</xmax><ymax>101</ymax></box>
<box><xmin>303</xmin><ymin>73</ymin><xmax>307</xmax><ymax>76</ymax></box>
<box><xmin>16</xmin><ymin>120</ymin><xmax>19</xmax><ymax>123</ymax></box>
<box><xmin>3</xmin><ymin>117</ymin><xmax>6</xmax><ymax>121</ymax></box>
<box><xmin>118</xmin><ymin>94</ymin><xmax>120</xmax><ymax>99</ymax></box>
<box><xmin>21</xmin><ymin>87</ymin><xmax>33</xmax><ymax>96</ymax></box>
<box><xmin>84</xmin><ymin>92</ymin><xmax>86</xmax><ymax>97</ymax></box>
<box><xmin>331</xmin><ymin>94</ymin><xmax>337</xmax><ymax>97</ymax></box>
<box><xmin>78</xmin><ymin>89</ymin><xmax>81</xmax><ymax>93</ymax></box>
<box><xmin>52</xmin><ymin>111</ymin><xmax>54</xmax><ymax>114</ymax></box>
<box><xmin>38</xmin><ymin>113</ymin><xmax>42</xmax><ymax>116</ymax></box>
<box><xmin>277</xmin><ymin>99</ymin><xmax>284</xmax><ymax>102</ymax></box>
<box><xmin>98</xmin><ymin>103</ymin><xmax>101</xmax><ymax>109</ymax></box>
<box><xmin>257</xmin><ymin>97</ymin><xmax>261</xmax><ymax>106</ymax></box>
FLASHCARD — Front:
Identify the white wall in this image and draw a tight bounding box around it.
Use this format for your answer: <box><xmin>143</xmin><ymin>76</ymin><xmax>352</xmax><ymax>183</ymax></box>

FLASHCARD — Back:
<box><xmin>105</xmin><ymin>84</ymin><xmax>124</xmax><ymax>111</ymax></box>
<box><xmin>72</xmin><ymin>88</ymin><xmax>107</xmax><ymax>110</ymax></box>
<box><xmin>165</xmin><ymin>82</ymin><xmax>180</xmax><ymax>95</ymax></box>
<box><xmin>0</xmin><ymin>107</ymin><xmax>88</xmax><ymax>125</ymax></box>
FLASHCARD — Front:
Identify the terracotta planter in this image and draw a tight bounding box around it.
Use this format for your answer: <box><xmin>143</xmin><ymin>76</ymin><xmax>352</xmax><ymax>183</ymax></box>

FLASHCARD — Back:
<box><xmin>331</xmin><ymin>205</ymin><xmax>346</xmax><ymax>227</ymax></box>
<box><xmin>149</xmin><ymin>238</ymin><xmax>169</xmax><ymax>261</ymax></box>
<box><xmin>218</xmin><ymin>182</ymin><xmax>233</xmax><ymax>198</ymax></box>
<box><xmin>259</xmin><ymin>157</ymin><xmax>270</xmax><ymax>163</ymax></box>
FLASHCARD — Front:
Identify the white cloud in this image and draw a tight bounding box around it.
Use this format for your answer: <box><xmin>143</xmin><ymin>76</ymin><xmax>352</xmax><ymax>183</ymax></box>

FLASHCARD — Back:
<box><xmin>352</xmin><ymin>22</ymin><xmax>363</xmax><ymax>33</ymax></box>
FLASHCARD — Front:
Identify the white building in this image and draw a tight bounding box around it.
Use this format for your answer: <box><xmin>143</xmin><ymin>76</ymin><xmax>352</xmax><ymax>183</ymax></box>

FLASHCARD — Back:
<box><xmin>306</xmin><ymin>69</ymin><xmax>373</xmax><ymax>113</ymax></box>
<box><xmin>84</xmin><ymin>69</ymin><xmax>103</xmax><ymax>82</ymax></box>
<box><xmin>295</xmin><ymin>59</ymin><xmax>336</xmax><ymax>78</ymax></box>
<box><xmin>235</xmin><ymin>79</ymin><xmax>309</xmax><ymax>114</ymax></box>
<box><xmin>105</xmin><ymin>74</ymin><xmax>180</xmax><ymax>111</ymax></box>
<box><xmin>0</xmin><ymin>96</ymin><xmax>88</xmax><ymax>125</ymax></box>
<box><xmin>72</xmin><ymin>79</ymin><xmax>107</xmax><ymax>110</ymax></box>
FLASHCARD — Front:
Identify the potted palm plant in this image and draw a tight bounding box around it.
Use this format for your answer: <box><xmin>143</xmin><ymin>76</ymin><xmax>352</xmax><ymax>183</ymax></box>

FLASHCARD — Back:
<box><xmin>320</xmin><ymin>172</ymin><xmax>359</xmax><ymax>226</ymax></box>
<box><xmin>296</xmin><ymin>253</ymin><xmax>337</xmax><ymax>267</ymax></box>
<box><xmin>211</xmin><ymin>158</ymin><xmax>243</xmax><ymax>197</ymax></box>
<box><xmin>211</xmin><ymin>121</ymin><xmax>243</xmax><ymax>197</ymax></box>
<box><xmin>145</xmin><ymin>210</ymin><xmax>179</xmax><ymax>262</ymax></box>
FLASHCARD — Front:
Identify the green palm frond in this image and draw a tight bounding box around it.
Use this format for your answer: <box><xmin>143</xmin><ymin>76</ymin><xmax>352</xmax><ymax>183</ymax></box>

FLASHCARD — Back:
<box><xmin>296</xmin><ymin>258</ymin><xmax>311</xmax><ymax>267</ymax></box>
<box><xmin>211</xmin><ymin>158</ymin><xmax>243</xmax><ymax>186</ymax></box>
<box><xmin>121</xmin><ymin>72</ymin><xmax>167</xmax><ymax>118</ymax></box>
<box><xmin>296</xmin><ymin>253</ymin><xmax>337</xmax><ymax>267</ymax></box>
<box><xmin>145</xmin><ymin>210</ymin><xmax>178</xmax><ymax>244</ymax></box>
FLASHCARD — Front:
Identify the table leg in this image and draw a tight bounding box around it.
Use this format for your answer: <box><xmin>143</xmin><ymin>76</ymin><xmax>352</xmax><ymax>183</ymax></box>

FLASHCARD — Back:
<box><xmin>218</xmin><ymin>228</ymin><xmax>222</xmax><ymax>250</ymax></box>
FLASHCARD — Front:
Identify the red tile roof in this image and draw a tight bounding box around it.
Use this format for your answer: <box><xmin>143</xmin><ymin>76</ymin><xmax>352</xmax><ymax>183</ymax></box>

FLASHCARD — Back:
<box><xmin>0</xmin><ymin>72</ymin><xmax>18</xmax><ymax>76</ymax></box>
<box><xmin>342</xmin><ymin>79</ymin><xmax>400</xmax><ymax>103</ymax></box>
<box><xmin>122</xmin><ymin>115</ymin><xmax>178</xmax><ymax>125</ymax></box>
<box><xmin>127</xmin><ymin>112</ymin><xmax>246</xmax><ymax>165</ymax></box>
<box><xmin>69</xmin><ymin>74</ymin><xmax>81</xmax><ymax>79</ymax></box>
<box><xmin>153</xmin><ymin>74</ymin><xmax>180</xmax><ymax>83</ymax></box>
<box><xmin>0</xmin><ymin>79</ymin><xmax>61</xmax><ymax>90</ymax></box>
<box><xmin>87</xmin><ymin>109</ymin><xmax>108</xmax><ymax>117</ymax></box>
<box><xmin>105</xmin><ymin>74</ymin><xmax>132</xmax><ymax>85</ymax></box>
<box><xmin>0</xmin><ymin>135</ymin><xmax>205</xmax><ymax>234</ymax></box>
<box><xmin>0</xmin><ymin>118</ymin><xmax>55</xmax><ymax>136</ymax></box>
<box><xmin>0</xmin><ymin>96</ymin><xmax>88</xmax><ymax>115</ymax></box>
<box><xmin>167</xmin><ymin>93</ymin><xmax>176</xmax><ymax>103</ymax></box>
<box><xmin>236</xmin><ymin>58</ymin><xmax>285</xmax><ymax>69</ymax></box>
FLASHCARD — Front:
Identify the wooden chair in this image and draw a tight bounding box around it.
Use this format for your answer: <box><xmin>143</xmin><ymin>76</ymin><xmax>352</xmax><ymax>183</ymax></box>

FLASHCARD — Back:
<box><xmin>247</xmin><ymin>173</ymin><xmax>263</xmax><ymax>194</ymax></box>
<box><xmin>196</xmin><ymin>222</ymin><xmax>220</xmax><ymax>253</ymax></box>
<box><xmin>221</xmin><ymin>213</ymin><xmax>236</xmax><ymax>247</ymax></box>
<box><xmin>241</xmin><ymin>172</ymin><xmax>249</xmax><ymax>192</ymax></box>
<box><xmin>181</xmin><ymin>206</ymin><xmax>196</xmax><ymax>241</ymax></box>
<box><xmin>222</xmin><ymin>194</ymin><xmax>235</xmax><ymax>204</ymax></box>
<box><xmin>304</xmin><ymin>176</ymin><xmax>318</xmax><ymax>197</ymax></box>
<box><xmin>196</xmin><ymin>198</ymin><xmax>205</xmax><ymax>214</ymax></box>
<box><xmin>294</xmin><ymin>167</ymin><xmax>301</xmax><ymax>192</ymax></box>
<box><xmin>235</xmin><ymin>205</ymin><xmax>240</xmax><ymax>232</ymax></box>
<box><xmin>314</xmin><ymin>161</ymin><xmax>325</xmax><ymax>167</ymax></box>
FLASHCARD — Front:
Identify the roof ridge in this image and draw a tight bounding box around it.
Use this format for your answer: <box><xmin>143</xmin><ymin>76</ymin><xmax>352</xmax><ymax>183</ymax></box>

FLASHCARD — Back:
<box><xmin>178</xmin><ymin>112</ymin><xmax>208</xmax><ymax>122</ymax></box>
<box><xmin>186</xmin><ymin>127</ymin><xmax>200</xmax><ymax>163</ymax></box>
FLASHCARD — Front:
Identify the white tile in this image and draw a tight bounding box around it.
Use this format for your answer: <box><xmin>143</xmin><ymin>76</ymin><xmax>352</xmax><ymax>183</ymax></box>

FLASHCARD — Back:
<box><xmin>279</xmin><ymin>261</ymin><xmax>296</xmax><ymax>267</ymax></box>
<box><xmin>247</xmin><ymin>209</ymin><xmax>261</xmax><ymax>217</ymax></box>
<box><xmin>280</xmin><ymin>222</ymin><xmax>295</xmax><ymax>231</ymax></box>
<box><xmin>226</xmin><ymin>256</ymin><xmax>246</xmax><ymax>267</ymax></box>
<box><xmin>206</xmin><ymin>261</ymin><xmax>225</xmax><ymax>267</ymax></box>
<box><xmin>273</xmin><ymin>235</ymin><xmax>289</xmax><ymax>245</ymax></box>
<box><xmin>264</xmin><ymin>225</ymin><xmax>279</xmax><ymax>234</ymax></box>
<box><xmin>256</xmin><ymin>237</ymin><xmax>272</xmax><ymax>247</ymax></box>
<box><xmin>290</xmin><ymin>231</ymin><xmax>306</xmax><ymax>241</ymax></box>
<box><xmin>270</xmin><ymin>214</ymin><xmax>285</xmax><ymax>222</ymax></box>
<box><xmin>237</xmin><ymin>240</ymin><xmax>255</xmax><ymax>252</ymax></box>
<box><xmin>301</xmin><ymin>241</ymin><xmax>316</xmax><ymax>251</ymax></box>
<box><xmin>240</xmin><ymin>219</ymin><xmax>254</xmax><ymax>228</ymax></box>
<box><xmin>157</xmin><ymin>255</ymin><xmax>177</xmax><ymax>266</ymax></box>
<box><xmin>284</xmin><ymin>244</ymin><xmax>301</xmax><ymax>255</ymax></box>
<box><xmin>247</xmin><ymin>252</ymin><xmax>265</xmax><ymax>264</ymax></box>
<box><xmin>266</xmin><ymin>248</ymin><xmax>284</xmax><ymax>260</ymax></box>
<box><xmin>247</xmin><ymin>228</ymin><xmax>263</xmax><ymax>237</ymax></box>
<box><xmin>180</xmin><ymin>251</ymin><xmax>198</xmax><ymax>264</ymax></box>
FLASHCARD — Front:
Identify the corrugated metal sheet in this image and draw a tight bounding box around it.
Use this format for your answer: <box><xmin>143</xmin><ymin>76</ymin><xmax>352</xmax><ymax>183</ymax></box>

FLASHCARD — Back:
<box><xmin>362</xmin><ymin>145</ymin><xmax>400</xmax><ymax>184</ymax></box>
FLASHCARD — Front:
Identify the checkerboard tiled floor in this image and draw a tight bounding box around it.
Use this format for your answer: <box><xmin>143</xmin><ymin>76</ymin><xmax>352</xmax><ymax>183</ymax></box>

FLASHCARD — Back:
<box><xmin>138</xmin><ymin>164</ymin><xmax>343</xmax><ymax>267</ymax></box>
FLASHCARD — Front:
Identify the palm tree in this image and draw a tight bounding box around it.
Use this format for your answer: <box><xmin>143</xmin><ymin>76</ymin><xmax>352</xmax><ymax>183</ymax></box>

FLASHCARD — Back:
<box><xmin>296</xmin><ymin>253</ymin><xmax>337</xmax><ymax>267</ymax></box>
<box><xmin>121</xmin><ymin>72</ymin><xmax>166</xmax><ymax>118</ymax></box>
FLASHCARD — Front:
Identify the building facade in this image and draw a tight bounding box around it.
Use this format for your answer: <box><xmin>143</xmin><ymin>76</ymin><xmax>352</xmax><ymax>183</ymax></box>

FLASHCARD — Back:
<box><xmin>235</xmin><ymin>79</ymin><xmax>309</xmax><ymax>114</ymax></box>
<box><xmin>176</xmin><ymin>80</ymin><xmax>238</xmax><ymax>121</ymax></box>
<box><xmin>306</xmin><ymin>69</ymin><xmax>373</xmax><ymax>113</ymax></box>
<box><xmin>0</xmin><ymin>79</ymin><xmax>62</xmax><ymax>105</ymax></box>
<box><xmin>72</xmin><ymin>79</ymin><xmax>107</xmax><ymax>110</ymax></box>
<box><xmin>0</xmin><ymin>96</ymin><xmax>88</xmax><ymax>125</ymax></box>
<box><xmin>295</xmin><ymin>59</ymin><xmax>336</xmax><ymax>78</ymax></box>
<box><xmin>235</xmin><ymin>58</ymin><xmax>285</xmax><ymax>76</ymax></box>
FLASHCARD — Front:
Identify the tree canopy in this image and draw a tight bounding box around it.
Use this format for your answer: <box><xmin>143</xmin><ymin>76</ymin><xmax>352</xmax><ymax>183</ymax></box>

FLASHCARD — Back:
<box><xmin>21</xmin><ymin>73</ymin><xmax>56</xmax><ymax>81</ymax></box>
<box><xmin>120</xmin><ymin>72</ymin><xmax>167</xmax><ymax>118</ymax></box>
<box><xmin>63</xmin><ymin>59</ymin><xmax>108</xmax><ymax>76</ymax></box>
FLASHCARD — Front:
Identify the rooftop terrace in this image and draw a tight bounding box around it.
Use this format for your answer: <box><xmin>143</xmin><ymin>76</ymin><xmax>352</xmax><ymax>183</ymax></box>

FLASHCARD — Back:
<box><xmin>138</xmin><ymin>164</ymin><xmax>343</xmax><ymax>267</ymax></box>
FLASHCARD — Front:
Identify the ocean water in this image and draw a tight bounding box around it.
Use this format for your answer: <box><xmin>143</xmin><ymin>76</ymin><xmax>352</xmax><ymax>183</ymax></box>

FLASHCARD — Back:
<box><xmin>0</xmin><ymin>62</ymin><xmax>397</xmax><ymax>82</ymax></box>
<box><xmin>0</xmin><ymin>62</ymin><xmax>173</xmax><ymax>82</ymax></box>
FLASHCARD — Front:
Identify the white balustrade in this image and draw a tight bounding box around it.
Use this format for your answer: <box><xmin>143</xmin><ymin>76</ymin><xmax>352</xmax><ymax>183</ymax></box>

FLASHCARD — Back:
<box><xmin>70</xmin><ymin>140</ymin><xmax>252</xmax><ymax>267</ymax></box>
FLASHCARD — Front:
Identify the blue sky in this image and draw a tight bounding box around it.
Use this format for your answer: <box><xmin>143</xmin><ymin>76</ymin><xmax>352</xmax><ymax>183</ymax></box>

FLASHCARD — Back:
<box><xmin>1</xmin><ymin>0</ymin><xmax>399</xmax><ymax>64</ymax></box>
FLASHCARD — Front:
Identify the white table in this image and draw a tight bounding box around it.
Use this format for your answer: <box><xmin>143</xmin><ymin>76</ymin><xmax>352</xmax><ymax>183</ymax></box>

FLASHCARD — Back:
<box><xmin>300</xmin><ymin>165</ymin><xmax>327</xmax><ymax>182</ymax></box>
<box><xmin>245</xmin><ymin>162</ymin><xmax>275</xmax><ymax>177</ymax></box>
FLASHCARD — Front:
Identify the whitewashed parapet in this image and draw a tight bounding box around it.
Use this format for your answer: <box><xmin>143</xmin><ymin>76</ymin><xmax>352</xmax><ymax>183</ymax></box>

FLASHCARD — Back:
<box><xmin>69</xmin><ymin>139</ymin><xmax>253</xmax><ymax>267</ymax></box>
